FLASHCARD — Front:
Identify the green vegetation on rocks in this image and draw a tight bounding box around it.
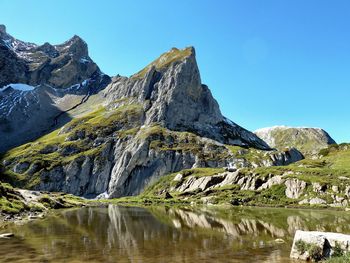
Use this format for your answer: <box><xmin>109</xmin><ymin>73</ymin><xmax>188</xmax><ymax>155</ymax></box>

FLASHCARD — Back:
<box><xmin>254</xmin><ymin>126</ymin><xmax>336</xmax><ymax>156</ymax></box>
<box><xmin>139</xmin><ymin>124</ymin><xmax>232</xmax><ymax>162</ymax></box>
<box><xmin>325</xmin><ymin>253</ymin><xmax>350</xmax><ymax>263</ymax></box>
<box><xmin>132</xmin><ymin>47</ymin><xmax>193</xmax><ymax>78</ymax></box>
<box><xmin>117</xmin><ymin>143</ymin><xmax>350</xmax><ymax>208</ymax></box>
<box><xmin>0</xmin><ymin>182</ymin><xmax>26</xmax><ymax>214</ymax></box>
<box><xmin>0</xmin><ymin>181</ymin><xmax>85</xmax><ymax>215</ymax></box>
<box><xmin>0</xmin><ymin>101</ymin><xmax>144</xmax><ymax>189</ymax></box>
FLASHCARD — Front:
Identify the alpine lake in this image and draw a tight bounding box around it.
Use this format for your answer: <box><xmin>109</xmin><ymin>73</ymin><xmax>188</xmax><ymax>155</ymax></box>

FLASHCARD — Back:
<box><xmin>1</xmin><ymin>205</ymin><xmax>349</xmax><ymax>263</ymax></box>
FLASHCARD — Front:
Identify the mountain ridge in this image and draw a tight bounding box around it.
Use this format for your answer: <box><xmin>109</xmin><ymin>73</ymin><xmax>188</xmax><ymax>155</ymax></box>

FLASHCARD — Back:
<box><xmin>2</xmin><ymin>27</ymin><xmax>339</xmax><ymax>200</ymax></box>
<box><xmin>0</xmin><ymin>27</ymin><xmax>305</xmax><ymax>199</ymax></box>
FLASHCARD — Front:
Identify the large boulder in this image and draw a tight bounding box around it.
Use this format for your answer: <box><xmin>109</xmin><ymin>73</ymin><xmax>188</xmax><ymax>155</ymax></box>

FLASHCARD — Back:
<box><xmin>285</xmin><ymin>179</ymin><xmax>307</xmax><ymax>199</ymax></box>
<box><xmin>290</xmin><ymin>230</ymin><xmax>350</xmax><ymax>261</ymax></box>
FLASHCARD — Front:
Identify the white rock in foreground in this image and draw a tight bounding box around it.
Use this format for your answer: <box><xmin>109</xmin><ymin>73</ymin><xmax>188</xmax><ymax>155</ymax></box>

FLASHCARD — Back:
<box><xmin>290</xmin><ymin>230</ymin><xmax>350</xmax><ymax>261</ymax></box>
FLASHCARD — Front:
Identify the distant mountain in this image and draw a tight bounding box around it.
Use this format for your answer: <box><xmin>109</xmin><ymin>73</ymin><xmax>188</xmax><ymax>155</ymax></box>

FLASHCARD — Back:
<box><xmin>254</xmin><ymin>126</ymin><xmax>336</xmax><ymax>155</ymax></box>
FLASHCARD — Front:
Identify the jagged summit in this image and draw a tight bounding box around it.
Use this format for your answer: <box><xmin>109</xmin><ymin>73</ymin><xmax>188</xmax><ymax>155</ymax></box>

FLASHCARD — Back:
<box><xmin>105</xmin><ymin>46</ymin><xmax>270</xmax><ymax>150</ymax></box>
<box><xmin>54</xmin><ymin>35</ymin><xmax>89</xmax><ymax>58</ymax></box>
<box><xmin>255</xmin><ymin>126</ymin><xmax>336</xmax><ymax>155</ymax></box>
<box><xmin>132</xmin><ymin>46</ymin><xmax>194</xmax><ymax>78</ymax></box>
<box><xmin>0</xmin><ymin>27</ymin><xmax>110</xmax><ymax>152</ymax></box>
<box><xmin>0</xmin><ymin>27</ymin><xmax>106</xmax><ymax>89</ymax></box>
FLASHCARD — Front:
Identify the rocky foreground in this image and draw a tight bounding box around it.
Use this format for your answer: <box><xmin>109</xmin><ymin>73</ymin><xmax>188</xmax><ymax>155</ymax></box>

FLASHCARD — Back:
<box><xmin>291</xmin><ymin>230</ymin><xmax>350</xmax><ymax>262</ymax></box>
<box><xmin>0</xmin><ymin>182</ymin><xmax>85</xmax><ymax>224</ymax></box>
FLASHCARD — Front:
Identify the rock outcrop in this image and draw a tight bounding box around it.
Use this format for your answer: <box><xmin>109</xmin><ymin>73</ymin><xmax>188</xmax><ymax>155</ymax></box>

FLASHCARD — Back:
<box><xmin>285</xmin><ymin>179</ymin><xmax>307</xmax><ymax>199</ymax></box>
<box><xmin>0</xmin><ymin>181</ymin><xmax>84</xmax><ymax>217</ymax></box>
<box><xmin>254</xmin><ymin>126</ymin><xmax>336</xmax><ymax>155</ymax></box>
<box><xmin>290</xmin><ymin>230</ymin><xmax>350</xmax><ymax>261</ymax></box>
<box><xmin>146</xmin><ymin>155</ymin><xmax>350</xmax><ymax>208</ymax></box>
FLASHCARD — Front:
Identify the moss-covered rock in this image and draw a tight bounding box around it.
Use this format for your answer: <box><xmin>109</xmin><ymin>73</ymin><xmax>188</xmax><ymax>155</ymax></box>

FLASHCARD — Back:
<box><xmin>0</xmin><ymin>182</ymin><xmax>85</xmax><ymax>216</ymax></box>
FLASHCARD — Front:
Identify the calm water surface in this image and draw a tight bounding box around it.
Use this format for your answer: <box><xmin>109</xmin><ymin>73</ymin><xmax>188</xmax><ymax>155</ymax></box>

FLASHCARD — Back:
<box><xmin>1</xmin><ymin>205</ymin><xmax>349</xmax><ymax>263</ymax></box>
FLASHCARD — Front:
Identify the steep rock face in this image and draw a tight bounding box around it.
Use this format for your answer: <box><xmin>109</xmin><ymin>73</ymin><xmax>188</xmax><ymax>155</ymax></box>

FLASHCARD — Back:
<box><xmin>0</xmin><ymin>26</ymin><xmax>110</xmax><ymax>152</ymax></box>
<box><xmin>104</xmin><ymin>47</ymin><xmax>270</xmax><ymax>150</ymax></box>
<box><xmin>254</xmin><ymin>126</ymin><xmax>336</xmax><ymax>155</ymax></box>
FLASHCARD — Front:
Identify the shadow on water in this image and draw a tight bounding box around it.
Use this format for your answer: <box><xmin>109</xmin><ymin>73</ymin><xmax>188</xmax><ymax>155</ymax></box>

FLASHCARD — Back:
<box><xmin>1</xmin><ymin>205</ymin><xmax>350</xmax><ymax>263</ymax></box>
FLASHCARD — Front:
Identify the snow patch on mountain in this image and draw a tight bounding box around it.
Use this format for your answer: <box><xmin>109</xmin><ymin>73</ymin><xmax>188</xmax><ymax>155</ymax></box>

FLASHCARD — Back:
<box><xmin>0</xmin><ymin>83</ymin><xmax>35</xmax><ymax>92</ymax></box>
<box><xmin>254</xmin><ymin>125</ymin><xmax>323</xmax><ymax>134</ymax></box>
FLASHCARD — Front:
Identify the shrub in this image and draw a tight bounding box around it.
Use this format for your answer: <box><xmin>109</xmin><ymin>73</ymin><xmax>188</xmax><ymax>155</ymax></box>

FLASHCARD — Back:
<box><xmin>332</xmin><ymin>242</ymin><xmax>344</xmax><ymax>258</ymax></box>
<box><xmin>295</xmin><ymin>240</ymin><xmax>323</xmax><ymax>262</ymax></box>
<box><xmin>319</xmin><ymin>148</ymin><xmax>330</xmax><ymax>156</ymax></box>
<box><xmin>309</xmin><ymin>244</ymin><xmax>323</xmax><ymax>261</ymax></box>
<box><xmin>295</xmin><ymin>239</ymin><xmax>309</xmax><ymax>254</ymax></box>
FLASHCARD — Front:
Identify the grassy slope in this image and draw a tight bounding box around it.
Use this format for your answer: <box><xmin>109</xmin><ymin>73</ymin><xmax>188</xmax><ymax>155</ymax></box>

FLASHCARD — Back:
<box><xmin>252</xmin><ymin>143</ymin><xmax>350</xmax><ymax>184</ymax></box>
<box><xmin>257</xmin><ymin>127</ymin><xmax>335</xmax><ymax>155</ymax></box>
<box><xmin>325</xmin><ymin>253</ymin><xmax>350</xmax><ymax>262</ymax></box>
<box><xmin>0</xmin><ymin>97</ymin><xmax>233</xmax><ymax>194</ymax></box>
<box><xmin>0</xmin><ymin>182</ymin><xmax>27</xmax><ymax>214</ymax></box>
<box><xmin>0</xmin><ymin>100</ymin><xmax>144</xmax><ymax>188</ymax></box>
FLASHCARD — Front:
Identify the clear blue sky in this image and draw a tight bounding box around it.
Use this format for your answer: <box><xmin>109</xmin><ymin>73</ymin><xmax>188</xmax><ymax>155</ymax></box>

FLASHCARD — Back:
<box><xmin>1</xmin><ymin>0</ymin><xmax>349</xmax><ymax>143</ymax></box>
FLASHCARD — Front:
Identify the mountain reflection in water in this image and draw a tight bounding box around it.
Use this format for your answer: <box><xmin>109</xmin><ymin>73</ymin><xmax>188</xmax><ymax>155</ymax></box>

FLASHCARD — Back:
<box><xmin>1</xmin><ymin>205</ymin><xmax>350</xmax><ymax>263</ymax></box>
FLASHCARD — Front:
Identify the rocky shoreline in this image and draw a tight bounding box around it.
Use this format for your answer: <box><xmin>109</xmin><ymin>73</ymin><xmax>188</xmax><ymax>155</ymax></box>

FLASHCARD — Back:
<box><xmin>0</xmin><ymin>182</ymin><xmax>88</xmax><ymax>227</ymax></box>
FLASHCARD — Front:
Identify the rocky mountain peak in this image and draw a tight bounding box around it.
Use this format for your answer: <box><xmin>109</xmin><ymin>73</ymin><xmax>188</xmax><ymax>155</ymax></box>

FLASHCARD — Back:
<box><xmin>35</xmin><ymin>42</ymin><xmax>59</xmax><ymax>58</ymax></box>
<box><xmin>0</xmin><ymin>27</ymin><xmax>111</xmax><ymax>152</ymax></box>
<box><xmin>105</xmin><ymin>46</ymin><xmax>270</xmax><ymax>150</ymax></box>
<box><xmin>0</xmin><ymin>27</ymin><xmax>105</xmax><ymax>90</ymax></box>
<box><xmin>55</xmin><ymin>35</ymin><xmax>88</xmax><ymax>59</ymax></box>
<box><xmin>132</xmin><ymin>46</ymin><xmax>195</xmax><ymax>79</ymax></box>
